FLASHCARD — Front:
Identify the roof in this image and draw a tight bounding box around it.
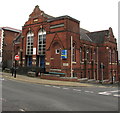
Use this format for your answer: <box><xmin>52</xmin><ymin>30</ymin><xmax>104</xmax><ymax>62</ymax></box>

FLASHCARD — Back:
<box><xmin>47</xmin><ymin>15</ymin><xmax>80</xmax><ymax>23</ymax></box>
<box><xmin>2</xmin><ymin>27</ymin><xmax>22</xmax><ymax>33</ymax></box>
<box><xmin>80</xmin><ymin>28</ymin><xmax>109</xmax><ymax>43</ymax></box>
<box><xmin>80</xmin><ymin>28</ymin><xmax>92</xmax><ymax>42</ymax></box>
<box><xmin>13</xmin><ymin>33</ymin><xmax>22</xmax><ymax>44</ymax></box>
<box><xmin>87</xmin><ymin>30</ymin><xmax>109</xmax><ymax>43</ymax></box>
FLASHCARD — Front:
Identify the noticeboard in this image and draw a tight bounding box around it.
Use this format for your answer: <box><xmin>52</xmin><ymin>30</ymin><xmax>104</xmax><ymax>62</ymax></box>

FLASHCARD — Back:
<box><xmin>61</xmin><ymin>50</ymin><xmax>67</xmax><ymax>59</ymax></box>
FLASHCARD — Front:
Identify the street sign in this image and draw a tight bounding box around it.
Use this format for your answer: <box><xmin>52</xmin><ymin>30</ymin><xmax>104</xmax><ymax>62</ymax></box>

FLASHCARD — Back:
<box><xmin>15</xmin><ymin>55</ymin><xmax>20</xmax><ymax>61</ymax></box>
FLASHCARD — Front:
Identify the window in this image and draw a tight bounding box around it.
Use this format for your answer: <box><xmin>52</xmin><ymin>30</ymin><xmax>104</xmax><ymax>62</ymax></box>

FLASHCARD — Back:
<box><xmin>109</xmin><ymin>49</ymin><xmax>112</xmax><ymax>63</ymax></box>
<box><xmin>72</xmin><ymin>43</ymin><xmax>76</xmax><ymax>62</ymax></box>
<box><xmin>26</xmin><ymin>31</ymin><xmax>34</xmax><ymax>55</ymax></box>
<box><xmin>56</xmin><ymin>49</ymin><xmax>60</xmax><ymax>54</ymax></box>
<box><xmin>80</xmin><ymin>47</ymin><xmax>82</xmax><ymax>62</ymax></box>
<box><xmin>86</xmin><ymin>49</ymin><xmax>89</xmax><ymax>61</ymax></box>
<box><xmin>38</xmin><ymin>29</ymin><xmax>46</xmax><ymax>55</ymax></box>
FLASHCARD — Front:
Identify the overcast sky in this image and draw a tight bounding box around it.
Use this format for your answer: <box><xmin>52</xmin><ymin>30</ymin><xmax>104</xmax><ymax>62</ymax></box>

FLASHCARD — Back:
<box><xmin>0</xmin><ymin>0</ymin><xmax>119</xmax><ymax>57</ymax></box>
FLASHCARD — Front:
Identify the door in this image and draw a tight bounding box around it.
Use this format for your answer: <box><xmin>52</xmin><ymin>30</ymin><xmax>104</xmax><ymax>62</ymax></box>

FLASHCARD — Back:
<box><xmin>40</xmin><ymin>56</ymin><xmax>45</xmax><ymax>68</ymax></box>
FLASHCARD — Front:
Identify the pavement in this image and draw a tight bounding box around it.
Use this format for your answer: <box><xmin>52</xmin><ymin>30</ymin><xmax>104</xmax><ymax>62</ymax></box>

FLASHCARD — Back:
<box><xmin>1</xmin><ymin>72</ymin><xmax>119</xmax><ymax>87</ymax></box>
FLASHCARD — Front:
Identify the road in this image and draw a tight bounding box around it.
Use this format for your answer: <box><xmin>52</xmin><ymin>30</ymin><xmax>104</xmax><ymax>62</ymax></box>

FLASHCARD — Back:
<box><xmin>1</xmin><ymin>76</ymin><xmax>119</xmax><ymax>112</ymax></box>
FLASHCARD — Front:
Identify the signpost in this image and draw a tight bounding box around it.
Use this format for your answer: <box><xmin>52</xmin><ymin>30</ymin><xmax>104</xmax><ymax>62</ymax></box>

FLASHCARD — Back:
<box><xmin>14</xmin><ymin>55</ymin><xmax>20</xmax><ymax>78</ymax></box>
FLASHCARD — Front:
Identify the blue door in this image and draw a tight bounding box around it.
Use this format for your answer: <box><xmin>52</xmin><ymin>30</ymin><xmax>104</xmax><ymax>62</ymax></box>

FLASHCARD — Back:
<box><xmin>40</xmin><ymin>56</ymin><xmax>45</xmax><ymax>68</ymax></box>
<box><xmin>27</xmin><ymin>56</ymin><xmax>32</xmax><ymax>67</ymax></box>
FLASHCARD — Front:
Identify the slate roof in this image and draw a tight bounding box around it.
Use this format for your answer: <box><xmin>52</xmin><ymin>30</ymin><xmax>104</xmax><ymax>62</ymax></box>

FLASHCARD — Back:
<box><xmin>2</xmin><ymin>27</ymin><xmax>21</xmax><ymax>33</ymax></box>
<box><xmin>87</xmin><ymin>30</ymin><xmax>109</xmax><ymax>43</ymax></box>
<box><xmin>80</xmin><ymin>28</ymin><xmax>109</xmax><ymax>44</ymax></box>
<box><xmin>47</xmin><ymin>15</ymin><xmax>80</xmax><ymax>23</ymax></box>
<box><xmin>14</xmin><ymin>33</ymin><xmax>22</xmax><ymax>43</ymax></box>
<box><xmin>80</xmin><ymin>28</ymin><xmax>92</xmax><ymax>42</ymax></box>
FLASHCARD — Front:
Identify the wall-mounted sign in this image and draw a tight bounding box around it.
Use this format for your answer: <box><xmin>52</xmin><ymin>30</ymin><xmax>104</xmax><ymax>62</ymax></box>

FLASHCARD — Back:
<box><xmin>61</xmin><ymin>50</ymin><xmax>67</xmax><ymax>59</ymax></box>
<box><xmin>63</xmin><ymin>63</ymin><xmax>69</xmax><ymax>66</ymax></box>
<box><xmin>33</xmin><ymin>48</ymin><xmax>36</xmax><ymax>55</ymax></box>
<box><xmin>46</xmin><ymin>62</ymin><xmax>50</xmax><ymax>65</ymax></box>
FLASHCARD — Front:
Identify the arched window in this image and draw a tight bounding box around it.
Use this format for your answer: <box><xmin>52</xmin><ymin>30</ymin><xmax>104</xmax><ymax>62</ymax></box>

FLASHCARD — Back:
<box><xmin>111</xmin><ymin>49</ymin><xmax>116</xmax><ymax>63</ymax></box>
<box><xmin>26</xmin><ymin>31</ymin><xmax>34</xmax><ymax>66</ymax></box>
<box><xmin>72</xmin><ymin>43</ymin><xmax>76</xmax><ymax>62</ymax></box>
<box><xmin>93</xmin><ymin>49</ymin><xmax>96</xmax><ymax>61</ymax></box>
<box><xmin>86</xmin><ymin>49</ymin><xmax>89</xmax><ymax>61</ymax></box>
<box><xmin>109</xmin><ymin>49</ymin><xmax>112</xmax><ymax>63</ymax></box>
<box><xmin>26</xmin><ymin>31</ymin><xmax>34</xmax><ymax>55</ymax></box>
<box><xmin>38</xmin><ymin>29</ymin><xmax>46</xmax><ymax>55</ymax></box>
<box><xmin>80</xmin><ymin>47</ymin><xmax>82</xmax><ymax>62</ymax></box>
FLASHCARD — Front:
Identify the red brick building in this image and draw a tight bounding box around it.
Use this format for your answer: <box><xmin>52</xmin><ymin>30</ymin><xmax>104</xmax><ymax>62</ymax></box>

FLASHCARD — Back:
<box><xmin>2</xmin><ymin>27</ymin><xmax>21</xmax><ymax>69</ymax></box>
<box><xmin>20</xmin><ymin>5</ymin><xmax>119</xmax><ymax>82</ymax></box>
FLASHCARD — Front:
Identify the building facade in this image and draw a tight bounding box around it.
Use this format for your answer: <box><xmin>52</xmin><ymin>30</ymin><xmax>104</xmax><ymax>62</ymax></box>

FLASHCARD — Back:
<box><xmin>19</xmin><ymin>5</ymin><xmax>119</xmax><ymax>82</ymax></box>
<box><xmin>2</xmin><ymin>27</ymin><xmax>21</xmax><ymax>69</ymax></box>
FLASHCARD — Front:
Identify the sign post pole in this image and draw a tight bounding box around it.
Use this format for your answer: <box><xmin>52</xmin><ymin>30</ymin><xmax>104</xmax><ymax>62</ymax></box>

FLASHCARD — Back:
<box><xmin>14</xmin><ymin>55</ymin><xmax>20</xmax><ymax>78</ymax></box>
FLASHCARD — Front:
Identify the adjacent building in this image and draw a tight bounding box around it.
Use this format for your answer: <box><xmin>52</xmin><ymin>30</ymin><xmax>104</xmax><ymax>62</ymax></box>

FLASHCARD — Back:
<box><xmin>17</xmin><ymin>5</ymin><xmax>119</xmax><ymax>82</ymax></box>
<box><xmin>1</xmin><ymin>27</ymin><xmax>21</xmax><ymax>69</ymax></box>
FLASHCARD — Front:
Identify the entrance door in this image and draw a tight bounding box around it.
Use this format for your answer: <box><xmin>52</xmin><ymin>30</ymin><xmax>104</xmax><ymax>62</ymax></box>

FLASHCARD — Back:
<box><xmin>36</xmin><ymin>56</ymin><xmax>45</xmax><ymax>68</ymax></box>
<box><xmin>26</xmin><ymin>56</ymin><xmax>32</xmax><ymax>67</ymax></box>
<box><xmin>40</xmin><ymin>56</ymin><xmax>45</xmax><ymax>68</ymax></box>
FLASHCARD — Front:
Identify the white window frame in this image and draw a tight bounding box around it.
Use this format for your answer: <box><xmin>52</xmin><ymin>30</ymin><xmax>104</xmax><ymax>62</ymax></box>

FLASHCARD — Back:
<box><xmin>26</xmin><ymin>31</ymin><xmax>34</xmax><ymax>55</ymax></box>
<box><xmin>38</xmin><ymin>29</ymin><xmax>46</xmax><ymax>55</ymax></box>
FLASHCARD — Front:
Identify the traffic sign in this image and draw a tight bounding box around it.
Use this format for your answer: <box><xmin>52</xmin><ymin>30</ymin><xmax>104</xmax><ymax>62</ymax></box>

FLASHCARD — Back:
<box><xmin>15</xmin><ymin>55</ymin><xmax>20</xmax><ymax>61</ymax></box>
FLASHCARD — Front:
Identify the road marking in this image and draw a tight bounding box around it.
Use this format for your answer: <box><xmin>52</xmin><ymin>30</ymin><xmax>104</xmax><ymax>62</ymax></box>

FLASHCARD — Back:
<box><xmin>19</xmin><ymin>109</ymin><xmax>25</xmax><ymax>112</ymax></box>
<box><xmin>98</xmin><ymin>92</ymin><xmax>111</xmax><ymax>95</ymax></box>
<box><xmin>0</xmin><ymin>78</ymin><xmax>4</xmax><ymax>81</ymax></box>
<box><xmin>107</xmin><ymin>90</ymin><xmax>120</xmax><ymax>93</ymax></box>
<box><xmin>113</xmin><ymin>94</ymin><xmax>120</xmax><ymax>97</ymax></box>
<box><xmin>98</xmin><ymin>90</ymin><xmax>120</xmax><ymax>97</ymax></box>
<box><xmin>44</xmin><ymin>85</ymin><xmax>51</xmax><ymax>87</ymax></box>
<box><xmin>62</xmin><ymin>88</ymin><xmax>69</xmax><ymax>90</ymax></box>
<box><xmin>85</xmin><ymin>91</ymin><xmax>94</xmax><ymax>93</ymax></box>
<box><xmin>52</xmin><ymin>86</ymin><xmax>60</xmax><ymax>89</ymax></box>
<box><xmin>0</xmin><ymin>98</ymin><xmax>6</xmax><ymax>102</ymax></box>
<box><xmin>73</xmin><ymin>89</ymin><xmax>81</xmax><ymax>92</ymax></box>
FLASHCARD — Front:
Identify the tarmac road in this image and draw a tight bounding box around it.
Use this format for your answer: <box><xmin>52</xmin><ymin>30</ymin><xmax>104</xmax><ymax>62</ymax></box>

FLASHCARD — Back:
<box><xmin>2</xmin><ymin>75</ymin><xmax>119</xmax><ymax>112</ymax></box>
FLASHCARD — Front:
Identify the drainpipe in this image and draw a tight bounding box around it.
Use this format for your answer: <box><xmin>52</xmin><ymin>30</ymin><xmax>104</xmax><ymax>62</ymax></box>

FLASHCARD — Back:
<box><xmin>97</xmin><ymin>47</ymin><xmax>99</xmax><ymax>81</ymax></box>
<box><xmin>71</xmin><ymin>36</ymin><xmax>73</xmax><ymax>78</ymax></box>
